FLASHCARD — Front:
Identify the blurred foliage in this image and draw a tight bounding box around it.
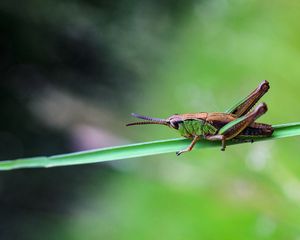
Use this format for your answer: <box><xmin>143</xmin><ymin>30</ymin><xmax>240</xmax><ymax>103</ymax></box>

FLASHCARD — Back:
<box><xmin>1</xmin><ymin>0</ymin><xmax>300</xmax><ymax>239</ymax></box>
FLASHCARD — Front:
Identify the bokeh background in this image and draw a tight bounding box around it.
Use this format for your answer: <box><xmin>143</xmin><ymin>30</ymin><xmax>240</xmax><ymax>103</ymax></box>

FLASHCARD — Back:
<box><xmin>1</xmin><ymin>0</ymin><xmax>300</xmax><ymax>239</ymax></box>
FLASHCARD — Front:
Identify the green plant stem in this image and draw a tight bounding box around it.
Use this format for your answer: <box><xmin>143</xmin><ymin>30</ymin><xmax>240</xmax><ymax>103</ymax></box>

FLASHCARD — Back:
<box><xmin>0</xmin><ymin>123</ymin><xmax>300</xmax><ymax>171</ymax></box>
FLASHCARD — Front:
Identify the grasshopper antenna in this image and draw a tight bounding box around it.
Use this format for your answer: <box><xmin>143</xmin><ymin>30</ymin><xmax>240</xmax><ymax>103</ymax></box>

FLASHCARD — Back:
<box><xmin>126</xmin><ymin>113</ymin><xmax>168</xmax><ymax>126</ymax></box>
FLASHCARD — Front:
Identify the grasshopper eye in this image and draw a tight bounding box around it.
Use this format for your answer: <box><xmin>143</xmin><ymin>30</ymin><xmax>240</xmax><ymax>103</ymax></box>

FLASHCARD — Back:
<box><xmin>170</xmin><ymin>121</ymin><xmax>179</xmax><ymax>130</ymax></box>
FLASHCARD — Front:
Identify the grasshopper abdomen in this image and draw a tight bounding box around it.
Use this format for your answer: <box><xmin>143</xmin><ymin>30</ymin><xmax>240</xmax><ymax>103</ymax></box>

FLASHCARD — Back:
<box><xmin>239</xmin><ymin>123</ymin><xmax>273</xmax><ymax>137</ymax></box>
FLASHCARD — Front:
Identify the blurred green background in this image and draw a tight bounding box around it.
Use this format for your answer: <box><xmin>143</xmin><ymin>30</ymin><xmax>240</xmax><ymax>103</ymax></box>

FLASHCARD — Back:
<box><xmin>1</xmin><ymin>0</ymin><xmax>300</xmax><ymax>239</ymax></box>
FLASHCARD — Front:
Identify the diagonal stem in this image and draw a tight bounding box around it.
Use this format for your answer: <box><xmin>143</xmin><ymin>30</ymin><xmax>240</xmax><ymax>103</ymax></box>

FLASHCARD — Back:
<box><xmin>0</xmin><ymin>123</ymin><xmax>299</xmax><ymax>171</ymax></box>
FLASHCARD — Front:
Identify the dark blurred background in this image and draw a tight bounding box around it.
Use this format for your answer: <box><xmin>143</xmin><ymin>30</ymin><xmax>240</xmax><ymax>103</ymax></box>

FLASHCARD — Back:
<box><xmin>1</xmin><ymin>0</ymin><xmax>300</xmax><ymax>239</ymax></box>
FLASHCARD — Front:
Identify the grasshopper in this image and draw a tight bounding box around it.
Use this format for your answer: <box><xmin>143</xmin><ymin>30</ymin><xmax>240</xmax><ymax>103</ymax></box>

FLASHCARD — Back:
<box><xmin>127</xmin><ymin>80</ymin><xmax>273</xmax><ymax>155</ymax></box>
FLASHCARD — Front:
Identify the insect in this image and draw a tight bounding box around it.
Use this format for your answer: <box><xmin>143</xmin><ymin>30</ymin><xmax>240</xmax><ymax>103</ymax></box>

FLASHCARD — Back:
<box><xmin>126</xmin><ymin>80</ymin><xmax>274</xmax><ymax>156</ymax></box>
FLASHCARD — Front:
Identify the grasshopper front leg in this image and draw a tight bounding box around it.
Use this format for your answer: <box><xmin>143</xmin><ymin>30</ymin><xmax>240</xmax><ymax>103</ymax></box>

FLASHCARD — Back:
<box><xmin>176</xmin><ymin>135</ymin><xmax>200</xmax><ymax>156</ymax></box>
<box><xmin>226</xmin><ymin>80</ymin><xmax>269</xmax><ymax>117</ymax></box>
<box><xmin>206</xmin><ymin>102</ymin><xmax>268</xmax><ymax>151</ymax></box>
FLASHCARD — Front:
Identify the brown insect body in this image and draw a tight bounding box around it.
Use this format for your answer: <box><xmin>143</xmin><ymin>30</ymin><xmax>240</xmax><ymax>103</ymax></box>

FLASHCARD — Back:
<box><xmin>168</xmin><ymin>112</ymin><xmax>273</xmax><ymax>138</ymax></box>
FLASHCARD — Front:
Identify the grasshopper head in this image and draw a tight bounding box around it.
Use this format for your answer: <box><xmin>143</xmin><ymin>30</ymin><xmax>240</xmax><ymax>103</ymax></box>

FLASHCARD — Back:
<box><xmin>166</xmin><ymin>114</ymin><xmax>183</xmax><ymax>130</ymax></box>
<box><xmin>126</xmin><ymin>113</ymin><xmax>181</xmax><ymax>130</ymax></box>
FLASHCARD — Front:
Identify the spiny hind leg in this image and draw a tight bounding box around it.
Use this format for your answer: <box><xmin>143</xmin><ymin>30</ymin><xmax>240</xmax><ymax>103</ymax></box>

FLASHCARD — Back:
<box><xmin>176</xmin><ymin>135</ymin><xmax>200</xmax><ymax>156</ymax></box>
<box><xmin>226</xmin><ymin>80</ymin><xmax>269</xmax><ymax>117</ymax></box>
<box><xmin>207</xmin><ymin>103</ymin><xmax>268</xmax><ymax>151</ymax></box>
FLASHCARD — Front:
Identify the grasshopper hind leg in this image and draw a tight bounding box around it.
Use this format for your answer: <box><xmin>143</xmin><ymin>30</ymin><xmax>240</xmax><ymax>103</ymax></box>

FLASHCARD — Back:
<box><xmin>227</xmin><ymin>80</ymin><xmax>269</xmax><ymax>117</ymax></box>
<box><xmin>206</xmin><ymin>102</ymin><xmax>268</xmax><ymax>151</ymax></box>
